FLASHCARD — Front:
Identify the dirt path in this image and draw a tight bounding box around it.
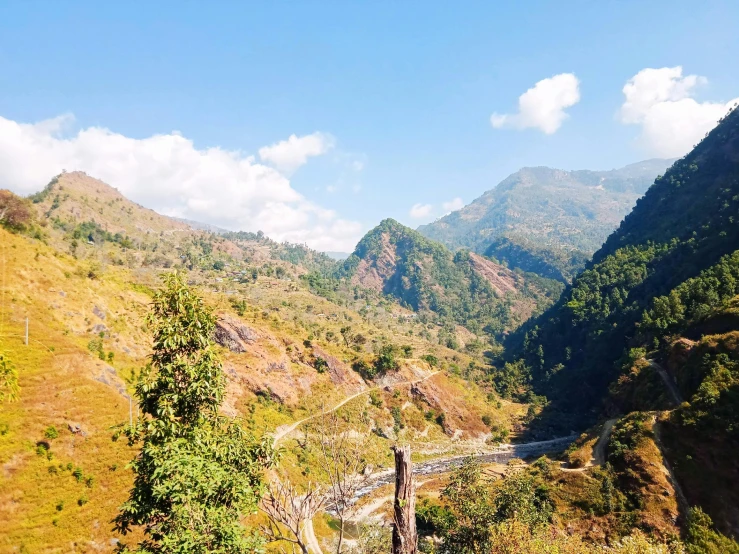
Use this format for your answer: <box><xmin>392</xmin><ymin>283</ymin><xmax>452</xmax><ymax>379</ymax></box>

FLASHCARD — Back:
<box><xmin>273</xmin><ymin>370</ymin><xmax>441</xmax><ymax>444</ymax></box>
<box><xmin>560</xmin><ymin>418</ymin><xmax>616</xmax><ymax>472</ymax></box>
<box><xmin>652</xmin><ymin>415</ymin><xmax>690</xmax><ymax>517</ymax></box>
<box><xmin>593</xmin><ymin>418</ymin><xmax>617</xmax><ymax>466</ymax></box>
<box><xmin>649</xmin><ymin>359</ymin><xmax>684</xmax><ymax>407</ymax></box>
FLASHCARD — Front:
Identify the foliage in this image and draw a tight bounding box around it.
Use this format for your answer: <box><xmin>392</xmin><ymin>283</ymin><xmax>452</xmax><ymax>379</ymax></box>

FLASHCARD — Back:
<box><xmin>684</xmin><ymin>507</ymin><xmax>739</xmax><ymax>554</ymax></box>
<box><xmin>640</xmin><ymin>251</ymin><xmax>739</xmax><ymax>345</ymax></box>
<box><xmin>338</xmin><ymin>218</ymin><xmax>558</xmax><ymax>341</ymax></box>
<box><xmin>0</xmin><ymin>189</ymin><xmax>34</xmax><ymax>232</ymax></box>
<box><xmin>374</xmin><ymin>343</ymin><xmax>399</xmax><ymax>374</ymax></box>
<box><xmin>28</xmin><ymin>175</ymin><xmax>59</xmax><ymax>203</ymax></box>
<box><xmin>114</xmin><ymin>272</ymin><xmax>274</xmax><ymax>553</ymax></box>
<box><xmin>504</xmin><ymin>106</ymin><xmax>739</xmax><ymax>432</ymax></box>
<box><xmin>0</xmin><ymin>351</ymin><xmax>20</xmax><ymax>402</ymax></box>
<box><xmin>44</xmin><ymin>426</ymin><xmax>59</xmax><ymax>440</ymax></box>
<box><xmin>426</xmin><ymin>458</ymin><xmax>553</xmax><ymax>553</ymax></box>
<box><xmin>485</xmin><ymin>234</ymin><xmax>590</xmax><ymax>283</ymax></box>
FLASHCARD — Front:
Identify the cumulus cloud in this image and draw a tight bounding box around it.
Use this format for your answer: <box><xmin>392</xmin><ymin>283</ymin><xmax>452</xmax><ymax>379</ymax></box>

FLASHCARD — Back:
<box><xmin>0</xmin><ymin>114</ymin><xmax>362</xmax><ymax>251</ymax></box>
<box><xmin>619</xmin><ymin>66</ymin><xmax>739</xmax><ymax>157</ymax></box>
<box><xmin>491</xmin><ymin>73</ymin><xmax>580</xmax><ymax>134</ymax></box>
<box><xmin>258</xmin><ymin>131</ymin><xmax>335</xmax><ymax>173</ymax></box>
<box><xmin>409</xmin><ymin>203</ymin><xmax>433</xmax><ymax>219</ymax></box>
<box><xmin>442</xmin><ymin>197</ymin><xmax>464</xmax><ymax>212</ymax></box>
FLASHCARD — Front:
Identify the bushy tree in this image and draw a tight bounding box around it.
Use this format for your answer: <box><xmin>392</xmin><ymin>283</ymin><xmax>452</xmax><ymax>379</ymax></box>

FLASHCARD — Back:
<box><xmin>114</xmin><ymin>272</ymin><xmax>274</xmax><ymax>553</ymax></box>
<box><xmin>0</xmin><ymin>352</ymin><xmax>19</xmax><ymax>402</ymax></box>
<box><xmin>0</xmin><ymin>189</ymin><xmax>33</xmax><ymax>232</ymax></box>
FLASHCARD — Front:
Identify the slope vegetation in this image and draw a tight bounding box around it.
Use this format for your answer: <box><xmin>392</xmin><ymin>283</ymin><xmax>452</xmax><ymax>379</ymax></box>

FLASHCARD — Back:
<box><xmin>338</xmin><ymin>218</ymin><xmax>563</xmax><ymax>341</ymax></box>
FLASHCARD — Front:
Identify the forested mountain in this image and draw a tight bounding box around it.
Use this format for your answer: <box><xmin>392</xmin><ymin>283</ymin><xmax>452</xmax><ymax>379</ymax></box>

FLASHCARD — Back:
<box><xmin>503</xmin><ymin>106</ymin><xmax>739</xmax><ymax>428</ymax></box>
<box><xmin>418</xmin><ymin>159</ymin><xmax>673</xmax><ymax>282</ymax></box>
<box><xmin>338</xmin><ymin>218</ymin><xmax>563</xmax><ymax>342</ymax></box>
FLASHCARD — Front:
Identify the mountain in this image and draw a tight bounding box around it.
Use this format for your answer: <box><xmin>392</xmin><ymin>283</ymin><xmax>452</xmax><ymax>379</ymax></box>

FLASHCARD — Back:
<box><xmin>501</xmin><ymin>105</ymin><xmax>739</xmax><ymax>536</ymax></box>
<box><xmin>418</xmin><ymin>159</ymin><xmax>674</xmax><ymax>282</ymax></box>
<box><xmin>323</xmin><ymin>251</ymin><xmax>350</xmax><ymax>260</ymax></box>
<box><xmin>1</xmin><ymin>174</ymin><xmax>529</xmax><ymax>551</ymax></box>
<box><xmin>338</xmin><ymin>218</ymin><xmax>563</xmax><ymax>341</ymax></box>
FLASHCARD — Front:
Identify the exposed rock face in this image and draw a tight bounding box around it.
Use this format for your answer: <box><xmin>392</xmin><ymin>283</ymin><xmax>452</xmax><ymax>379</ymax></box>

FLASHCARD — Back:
<box><xmin>351</xmin><ymin>234</ymin><xmax>398</xmax><ymax>293</ymax></box>
<box><xmin>467</xmin><ymin>252</ymin><xmax>519</xmax><ymax>296</ymax></box>
<box><xmin>94</xmin><ymin>364</ymin><xmax>127</xmax><ymax>396</ymax></box>
<box><xmin>313</xmin><ymin>346</ymin><xmax>364</xmax><ymax>389</ymax></box>
<box><xmin>214</xmin><ymin>316</ymin><xmax>260</xmax><ymax>353</ymax></box>
<box><xmin>410</xmin><ymin>375</ymin><xmax>488</xmax><ymax>439</ymax></box>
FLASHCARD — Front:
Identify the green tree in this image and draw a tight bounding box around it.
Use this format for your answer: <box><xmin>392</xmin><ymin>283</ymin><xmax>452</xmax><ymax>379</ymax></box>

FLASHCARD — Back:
<box><xmin>0</xmin><ymin>352</ymin><xmax>19</xmax><ymax>402</ymax></box>
<box><xmin>114</xmin><ymin>272</ymin><xmax>274</xmax><ymax>553</ymax></box>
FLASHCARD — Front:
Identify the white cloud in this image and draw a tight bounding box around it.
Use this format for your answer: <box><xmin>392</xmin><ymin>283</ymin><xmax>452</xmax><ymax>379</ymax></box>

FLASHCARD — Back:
<box><xmin>0</xmin><ymin>114</ymin><xmax>362</xmax><ymax>251</ymax></box>
<box><xmin>491</xmin><ymin>73</ymin><xmax>580</xmax><ymax>134</ymax></box>
<box><xmin>409</xmin><ymin>203</ymin><xmax>433</xmax><ymax>219</ymax></box>
<box><xmin>442</xmin><ymin>197</ymin><xmax>464</xmax><ymax>212</ymax></box>
<box><xmin>619</xmin><ymin>66</ymin><xmax>739</xmax><ymax>157</ymax></box>
<box><xmin>258</xmin><ymin>131</ymin><xmax>334</xmax><ymax>173</ymax></box>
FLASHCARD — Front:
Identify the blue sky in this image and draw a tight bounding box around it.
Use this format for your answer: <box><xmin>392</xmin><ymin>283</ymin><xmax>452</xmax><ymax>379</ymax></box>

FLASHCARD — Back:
<box><xmin>1</xmin><ymin>0</ymin><xmax>738</xmax><ymax>251</ymax></box>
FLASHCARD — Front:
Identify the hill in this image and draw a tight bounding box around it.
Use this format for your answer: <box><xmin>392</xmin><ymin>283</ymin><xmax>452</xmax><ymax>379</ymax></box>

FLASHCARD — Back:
<box><xmin>337</xmin><ymin>218</ymin><xmax>563</xmax><ymax>343</ymax></box>
<box><xmin>0</xmin><ymin>175</ymin><xmax>528</xmax><ymax>552</ymax></box>
<box><xmin>500</xmin><ymin>105</ymin><xmax>739</xmax><ymax>538</ymax></box>
<box><xmin>418</xmin><ymin>159</ymin><xmax>673</xmax><ymax>281</ymax></box>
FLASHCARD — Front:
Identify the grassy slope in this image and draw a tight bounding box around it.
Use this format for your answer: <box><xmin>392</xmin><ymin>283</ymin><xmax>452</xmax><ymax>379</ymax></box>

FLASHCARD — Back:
<box><xmin>0</xmin><ymin>229</ymin><xmax>146</xmax><ymax>552</ymax></box>
<box><xmin>1</xmin><ymin>199</ymin><xmax>524</xmax><ymax>552</ymax></box>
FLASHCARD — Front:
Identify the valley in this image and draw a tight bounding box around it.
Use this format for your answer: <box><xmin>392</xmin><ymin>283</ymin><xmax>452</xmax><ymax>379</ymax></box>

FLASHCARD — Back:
<box><xmin>1</xmin><ymin>106</ymin><xmax>738</xmax><ymax>553</ymax></box>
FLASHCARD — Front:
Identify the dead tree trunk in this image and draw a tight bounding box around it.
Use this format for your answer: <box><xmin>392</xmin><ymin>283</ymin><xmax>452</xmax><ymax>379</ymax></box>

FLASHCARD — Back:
<box><xmin>392</xmin><ymin>445</ymin><xmax>417</xmax><ymax>554</ymax></box>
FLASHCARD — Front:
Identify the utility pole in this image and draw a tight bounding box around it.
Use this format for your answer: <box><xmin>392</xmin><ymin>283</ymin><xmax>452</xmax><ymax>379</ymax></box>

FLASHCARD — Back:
<box><xmin>392</xmin><ymin>445</ymin><xmax>417</xmax><ymax>554</ymax></box>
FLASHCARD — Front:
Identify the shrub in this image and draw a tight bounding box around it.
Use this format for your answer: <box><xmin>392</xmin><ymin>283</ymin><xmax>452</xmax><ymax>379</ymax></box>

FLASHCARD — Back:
<box><xmin>374</xmin><ymin>344</ymin><xmax>399</xmax><ymax>374</ymax></box>
<box><xmin>352</xmin><ymin>359</ymin><xmax>376</xmax><ymax>380</ymax></box>
<box><xmin>369</xmin><ymin>390</ymin><xmax>383</xmax><ymax>408</ymax></box>
<box><xmin>44</xmin><ymin>426</ymin><xmax>59</xmax><ymax>440</ymax></box>
<box><xmin>314</xmin><ymin>356</ymin><xmax>329</xmax><ymax>374</ymax></box>
<box><xmin>0</xmin><ymin>190</ymin><xmax>33</xmax><ymax>232</ymax></box>
<box><xmin>421</xmin><ymin>354</ymin><xmax>439</xmax><ymax>367</ymax></box>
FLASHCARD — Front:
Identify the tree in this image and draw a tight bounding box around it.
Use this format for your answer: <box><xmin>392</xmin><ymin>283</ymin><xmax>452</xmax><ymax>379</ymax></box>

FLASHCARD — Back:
<box><xmin>0</xmin><ymin>352</ymin><xmax>19</xmax><ymax>402</ymax></box>
<box><xmin>260</xmin><ymin>475</ymin><xmax>326</xmax><ymax>554</ymax></box>
<box><xmin>308</xmin><ymin>411</ymin><xmax>372</xmax><ymax>554</ymax></box>
<box><xmin>374</xmin><ymin>344</ymin><xmax>399</xmax><ymax>374</ymax></box>
<box><xmin>114</xmin><ymin>272</ymin><xmax>274</xmax><ymax>553</ymax></box>
<box><xmin>0</xmin><ymin>190</ymin><xmax>33</xmax><ymax>232</ymax></box>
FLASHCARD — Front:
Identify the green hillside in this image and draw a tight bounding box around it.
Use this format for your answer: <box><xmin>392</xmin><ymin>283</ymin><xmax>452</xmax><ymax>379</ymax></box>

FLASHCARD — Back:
<box><xmin>418</xmin><ymin>160</ymin><xmax>673</xmax><ymax>281</ymax></box>
<box><xmin>337</xmin><ymin>218</ymin><xmax>563</xmax><ymax>343</ymax></box>
<box><xmin>504</xmin><ymin>106</ymin><xmax>739</xmax><ymax>427</ymax></box>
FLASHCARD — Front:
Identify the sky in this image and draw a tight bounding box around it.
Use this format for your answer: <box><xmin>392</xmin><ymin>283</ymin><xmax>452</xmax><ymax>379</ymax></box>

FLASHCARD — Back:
<box><xmin>1</xmin><ymin>1</ymin><xmax>738</xmax><ymax>252</ymax></box>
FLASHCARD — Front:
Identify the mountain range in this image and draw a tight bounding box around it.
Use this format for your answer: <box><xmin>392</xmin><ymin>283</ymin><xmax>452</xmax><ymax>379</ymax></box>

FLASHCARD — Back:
<box><xmin>418</xmin><ymin>159</ymin><xmax>674</xmax><ymax>281</ymax></box>
<box><xmin>2</xmin><ymin>109</ymin><xmax>739</xmax><ymax>551</ymax></box>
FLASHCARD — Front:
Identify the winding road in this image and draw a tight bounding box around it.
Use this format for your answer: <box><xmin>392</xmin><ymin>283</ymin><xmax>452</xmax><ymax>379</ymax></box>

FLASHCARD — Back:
<box><xmin>648</xmin><ymin>359</ymin><xmax>684</xmax><ymax>406</ymax></box>
<box><xmin>272</xmin><ymin>370</ymin><xmax>441</xmax><ymax>444</ymax></box>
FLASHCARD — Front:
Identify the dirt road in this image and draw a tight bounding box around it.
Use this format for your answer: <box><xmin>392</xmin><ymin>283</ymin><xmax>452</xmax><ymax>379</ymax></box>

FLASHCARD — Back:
<box><xmin>273</xmin><ymin>370</ymin><xmax>441</xmax><ymax>444</ymax></box>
